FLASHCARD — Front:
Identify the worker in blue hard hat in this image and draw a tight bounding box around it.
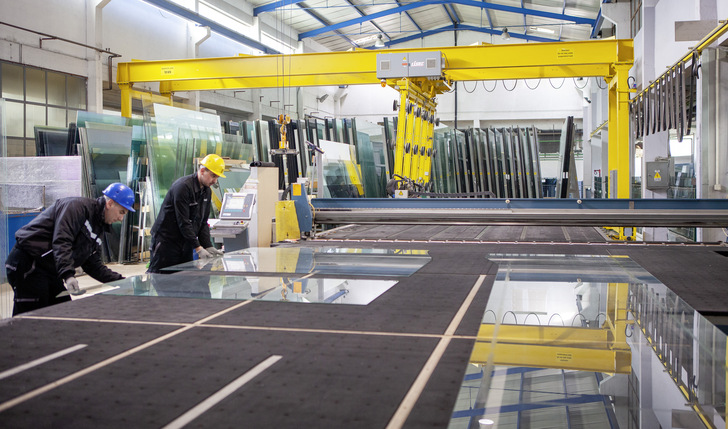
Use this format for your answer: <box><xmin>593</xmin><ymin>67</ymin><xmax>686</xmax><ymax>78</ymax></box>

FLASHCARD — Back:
<box><xmin>5</xmin><ymin>182</ymin><xmax>136</xmax><ymax>316</ymax></box>
<box><xmin>147</xmin><ymin>154</ymin><xmax>225</xmax><ymax>274</ymax></box>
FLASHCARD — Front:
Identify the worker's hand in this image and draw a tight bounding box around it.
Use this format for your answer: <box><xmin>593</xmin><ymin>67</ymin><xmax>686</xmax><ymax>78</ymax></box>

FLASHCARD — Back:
<box><xmin>196</xmin><ymin>247</ymin><xmax>213</xmax><ymax>259</ymax></box>
<box><xmin>63</xmin><ymin>277</ymin><xmax>86</xmax><ymax>296</ymax></box>
<box><xmin>205</xmin><ymin>246</ymin><xmax>224</xmax><ymax>256</ymax></box>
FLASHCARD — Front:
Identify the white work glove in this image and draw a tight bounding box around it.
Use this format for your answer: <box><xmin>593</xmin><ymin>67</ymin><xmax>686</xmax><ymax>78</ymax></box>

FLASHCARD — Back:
<box><xmin>206</xmin><ymin>246</ymin><xmax>224</xmax><ymax>256</ymax></box>
<box><xmin>196</xmin><ymin>247</ymin><xmax>213</xmax><ymax>259</ymax></box>
<box><xmin>63</xmin><ymin>277</ymin><xmax>86</xmax><ymax>296</ymax></box>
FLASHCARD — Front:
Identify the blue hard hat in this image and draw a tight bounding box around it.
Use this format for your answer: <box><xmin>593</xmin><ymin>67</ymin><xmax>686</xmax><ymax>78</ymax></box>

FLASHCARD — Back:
<box><xmin>102</xmin><ymin>183</ymin><xmax>136</xmax><ymax>212</ymax></box>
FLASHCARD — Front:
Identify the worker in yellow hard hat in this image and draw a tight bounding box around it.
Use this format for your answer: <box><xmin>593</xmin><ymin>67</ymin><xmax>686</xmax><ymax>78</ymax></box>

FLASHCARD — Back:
<box><xmin>148</xmin><ymin>154</ymin><xmax>226</xmax><ymax>273</ymax></box>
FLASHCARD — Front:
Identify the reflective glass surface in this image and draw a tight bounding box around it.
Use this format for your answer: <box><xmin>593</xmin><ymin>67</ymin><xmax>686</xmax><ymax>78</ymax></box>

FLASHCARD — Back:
<box><xmin>162</xmin><ymin>247</ymin><xmax>431</xmax><ymax>277</ymax></box>
<box><xmin>318</xmin><ymin>139</ymin><xmax>364</xmax><ymax>198</ymax></box>
<box><xmin>143</xmin><ymin>104</ymin><xmax>223</xmax><ymax>214</ymax></box>
<box><xmin>449</xmin><ymin>254</ymin><xmax>727</xmax><ymax>428</ymax></box>
<box><xmin>102</xmin><ymin>272</ymin><xmax>397</xmax><ymax>305</ymax></box>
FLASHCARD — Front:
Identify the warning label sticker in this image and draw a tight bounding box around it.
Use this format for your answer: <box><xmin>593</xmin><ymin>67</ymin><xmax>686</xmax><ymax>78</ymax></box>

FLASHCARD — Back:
<box><xmin>556</xmin><ymin>352</ymin><xmax>573</xmax><ymax>363</ymax></box>
<box><xmin>557</xmin><ymin>48</ymin><xmax>574</xmax><ymax>59</ymax></box>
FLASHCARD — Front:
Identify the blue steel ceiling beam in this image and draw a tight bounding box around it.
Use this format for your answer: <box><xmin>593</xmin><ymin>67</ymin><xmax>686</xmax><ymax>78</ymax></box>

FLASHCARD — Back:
<box><xmin>342</xmin><ymin>0</ymin><xmax>390</xmax><ymax>41</ymax></box>
<box><xmin>447</xmin><ymin>4</ymin><xmax>462</xmax><ymax>24</ymax></box>
<box><xmin>375</xmin><ymin>24</ymin><xmax>557</xmax><ymax>48</ymax></box>
<box><xmin>483</xmin><ymin>1</ymin><xmax>493</xmax><ymax>29</ymax></box>
<box><xmin>560</xmin><ymin>0</ymin><xmax>567</xmax><ymax>40</ymax></box>
<box><xmin>254</xmin><ymin>0</ymin><xmax>306</xmax><ymax>16</ymax></box>
<box><xmin>522</xmin><ymin>0</ymin><xmax>528</xmax><ymax>37</ymax></box>
<box><xmin>299</xmin><ymin>0</ymin><xmax>595</xmax><ymax>39</ymax></box>
<box><xmin>395</xmin><ymin>0</ymin><xmax>422</xmax><ymax>32</ymax></box>
<box><xmin>590</xmin><ymin>2</ymin><xmax>605</xmax><ymax>39</ymax></box>
<box><xmin>442</xmin><ymin>5</ymin><xmax>457</xmax><ymax>26</ymax></box>
<box><xmin>141</xmin><ymin>0</ymin><xmax>279</xmax><ymax>54</ymax></box>
<box><xmin>295</xmin><ymin>2</ymin><xmax>359</xmax><ymax>48</ymax></box>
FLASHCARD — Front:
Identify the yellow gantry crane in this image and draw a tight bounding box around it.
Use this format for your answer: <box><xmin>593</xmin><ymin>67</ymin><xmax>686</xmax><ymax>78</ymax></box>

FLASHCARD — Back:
<box><xmin>116</xmin><ymin>39</ymin><xmax>634</xmax><ymax>197</ymax></box>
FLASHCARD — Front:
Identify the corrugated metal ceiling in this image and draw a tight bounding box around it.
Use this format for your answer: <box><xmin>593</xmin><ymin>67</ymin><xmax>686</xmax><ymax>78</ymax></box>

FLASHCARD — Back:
<box><xmin>246</xmin><ymin>0</ymin><xmax>604</xmax><ymax>51</ymax></box>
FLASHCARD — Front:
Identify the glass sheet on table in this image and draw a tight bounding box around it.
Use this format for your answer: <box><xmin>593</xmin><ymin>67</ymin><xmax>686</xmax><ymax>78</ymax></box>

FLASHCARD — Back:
<box><xmin>162</xmin><ymin>247</ymin><xmax>431</xmax><ymax>277</ymax></box>
<box><xmin>102</xmin><ymin>272</ymin><xmax>397</xmax><ymax>305</ymax></box>
<box><xmin>448</xmin><ymin>254</ymin><xmax>727</xmax><ymax>429</ymax></box>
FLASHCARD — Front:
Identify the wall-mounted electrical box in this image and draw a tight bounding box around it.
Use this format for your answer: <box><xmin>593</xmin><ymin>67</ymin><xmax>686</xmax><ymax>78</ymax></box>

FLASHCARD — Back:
<box><xmin>646</xmin><ymin>161</ymin><xmax>670</xmax><ymax>190</ymax></box>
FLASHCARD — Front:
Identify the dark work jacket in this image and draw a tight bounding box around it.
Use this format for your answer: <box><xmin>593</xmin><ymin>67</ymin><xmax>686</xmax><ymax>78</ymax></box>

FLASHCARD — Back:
<box><xmin>14</xmin><ymin>197</ymin><xmax>123</xmax><ymax>283</ymax></box>
<box><xmin>151</xmin><ymin>173</ymin><xmax>213</xmax><ymax>250</ymax></box>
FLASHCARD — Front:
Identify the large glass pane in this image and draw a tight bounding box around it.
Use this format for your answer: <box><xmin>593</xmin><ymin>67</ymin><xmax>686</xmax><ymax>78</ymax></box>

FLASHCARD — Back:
<box><xmin>25</xmin><ymin>67</ymin><xmax>45</xmax><ymax>104</ymax></box>
<box><xmin>318</xmin><ymin>139</ymin><xmax>363</xmax><ymax>198</ymax></box>
<box><xmin>352</xmin><ymin>119</ymin><xmax>384</xmax><ymax>198</ymax></box>
<box><xmin>557</xmin><ymin>116</ymin><xmax>579</xmax><ymax>198</ymax></box>
<box><xmin>258</xmin><ymin>120</ymin><xmax>271</xmax><ymax>163</ymax></box>
<box><xmin>449</xmin><ymin>254</ymin><xmax>727</xmax><ymax>428</ymax></box>
<box><xmin>144</xmin><ymin>103</ymin><xmax>223</xmax><ymax>214</ymax></box>
<box><xmin>1</xmin><ymin>63</ymin><xmax>24</xmax><ymax>101</ymax></box>
<box><xmin>528</xmin><ymin>126</ymin><xmax>544</xmax><ymax>198</ymax></box>
<box><xmin>77</xmin><ymin>110</ymin><xmax>129</xmax><ymax>128</ymax></box>
<box><xmin>25</xmin><ymin>104</ymin><xmax>45</xmax><ymax>138</ymax></box>
<box><xmin>80</xmin><ymin>121</ymin><xmax>134</xmax><ymax>261</ymax></box>
<box><xmin>83</xmin><ymin>122</ymin><xmax>133</xmax><ymax>196</ymax></box>
<box><xmin>494</xmin><ymin>128</ymin><xmax>509</xmax><ymax>198</ymax></box>
<box><xmin>47</xmin><ymin>71</ymin><xmax>66</xmax><ymax>107</ymax></box>
<box><xmin>4</xmin><ymin>101</ymin><xmax>23</xmax><ymax>138</ymax></box>
<box><xmin>34</xmin><ymin>126</ymin><xmax>68</xmax><ymax>156</ymax></box>
<box><xmin>102</xmin><ymin>272</ymin><xmax>398</xmax><ymax>306</ymax></box>
<box><xmin>163</xmin><ymin>247</ymin><xmax>431</xmax><ymax>277</ymax></box>
<box><xmin>67</xmin><ymin>75</ymin><xmax>87</xmax><ymax>109</ymax></box>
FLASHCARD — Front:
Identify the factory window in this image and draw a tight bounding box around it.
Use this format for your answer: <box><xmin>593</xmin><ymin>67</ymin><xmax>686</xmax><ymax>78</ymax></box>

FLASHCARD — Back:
<box><xmin>630</xmin><ymin>0</ymin><xmax>642</xmax><ymax>38</ymax></box>
<box><xmin>0</xmin><ymin>61</ymin><xmax>87</xmax><ymax>156</ymax></box>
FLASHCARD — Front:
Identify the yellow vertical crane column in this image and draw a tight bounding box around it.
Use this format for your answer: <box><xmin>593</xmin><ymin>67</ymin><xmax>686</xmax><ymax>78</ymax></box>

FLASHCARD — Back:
<box><xmin>607</xmin><ymin>64</ymin><xmax>633</xmax><ymax>199</ymax></box>
<box><xmin>606</xmin><ymin>63</ymin><xmax>635</xmax><ymax>240</ymax></box>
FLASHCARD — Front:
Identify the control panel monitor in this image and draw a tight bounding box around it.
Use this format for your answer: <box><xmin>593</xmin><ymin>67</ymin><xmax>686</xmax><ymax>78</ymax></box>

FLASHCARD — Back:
<box><xmin>220</xmin><ymin>193</ymin><xmax>255</xmax><ymax>220</ymax></box>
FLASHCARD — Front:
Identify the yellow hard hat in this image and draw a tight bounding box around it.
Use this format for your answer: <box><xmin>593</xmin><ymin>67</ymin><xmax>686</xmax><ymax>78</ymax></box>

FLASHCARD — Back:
<box><xmin>200</xmin><ymin>154</ymin><xmax>226</xmax><ymax>177</ymax></box>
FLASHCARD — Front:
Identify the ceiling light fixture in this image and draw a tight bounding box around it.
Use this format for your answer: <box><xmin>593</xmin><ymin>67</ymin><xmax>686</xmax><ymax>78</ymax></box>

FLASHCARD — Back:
<box><xmin>374</xmin><ymin>34</ymin><xmax>385</xmax><ymax>48</ymax></box>
<box><xmin>352</xmin><ymin>34</ymin><xmax>377</xmax><ymax>45</ymax></box>
<box><xmin>501</xmin><ymin>28</ymin><xmax>510</xmax><ymax>40</ymax></box>
<box><xmin>530</xmin><ymin>26</ymin><xmax>555</xmax><ymax>34</ymax></box>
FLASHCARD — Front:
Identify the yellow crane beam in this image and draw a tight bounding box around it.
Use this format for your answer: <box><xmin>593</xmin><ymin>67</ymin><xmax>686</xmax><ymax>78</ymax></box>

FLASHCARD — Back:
<box><xmin>117</xmin><ymin>40</ymin><xmax>632</xmax><ymax>90</ymax></box>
